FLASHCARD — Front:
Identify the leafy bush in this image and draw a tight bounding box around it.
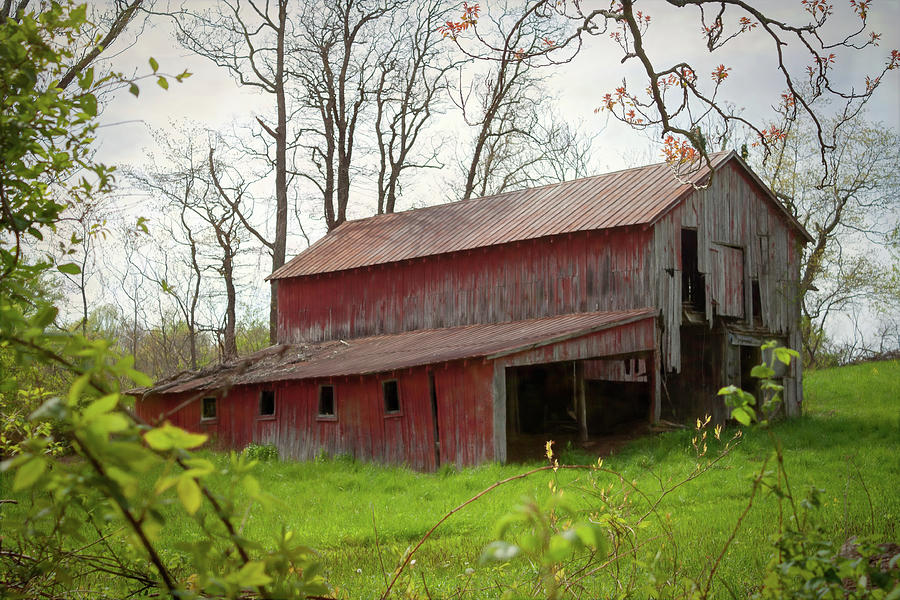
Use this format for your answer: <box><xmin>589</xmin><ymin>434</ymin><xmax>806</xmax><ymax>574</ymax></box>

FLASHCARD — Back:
<box><xmin>243</xmin><ymin>442</ymin><xmax>279</xmax><ymax>462</ymax></box>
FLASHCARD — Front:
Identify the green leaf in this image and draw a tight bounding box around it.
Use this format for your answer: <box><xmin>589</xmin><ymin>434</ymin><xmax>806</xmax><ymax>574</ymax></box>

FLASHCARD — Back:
<box><xmin>13</xmin><ymin>456</ymin><xmax>47</xmax><ymax>491</ymax></box>
<box><xmin>750</xmin><ymin>364</ymin><xmax>776</xmax><ymax>379</ymax></box>
<box><xmin>144</xmin><ymin>422</ymin><xmax>208</xmax><ymax>451</ymax></box>
<box><xmin>89</xmin><ymin>413</ymin><xmax>130</xmax><ymax>433</ymax></box>
<box><xmin>774</xmin><ymin>346</ymin><xmax>799</xmax><ymax>365</ymax></box>
<box><xmin>229</xmin><ymin>561</ymin><xmax>272</xmax><ymax>587</ymax></box>
<box><xmin>129</xmin><ymin>83</ymin><xmax>140</xmax><ymax>97</ymax></box>
<box><xmin>32</xmin><ymin>305</ymin><xmax>58</xmax><ymax>328</ymax></box>
<box><xmin>78</xmin><ymin>66</ymin><xmax>94</xmax><ymax>90</ymax></box>
<box><xmin>68</xmin><ymin>373</ymin><xmax>91</xmax><ymax>406</ymax></box>
<box><xmin>126</xmin><ymin>368</ymin><xmax>152</xmax><ymax>387</ymax></box>
<box><xmin>148</xmin><ymin>57</ymin><xmax>159</xmax><ymax>73</ymax></box>
<box><xmin>57</xmin><ymin>263</ymin><xmax>81</xmax><ymax>275</ymax></box>
<box><xmin>183</xmin><ymin>457</ymin><xmax>215</xmax><ymax>477</ymax></box>
<box><xmin>156</xmin><ymin>76</ymin><xmax>168</xmax><ymax>90</ymax></box>
<box><xmin>80</xmin><ymin>93</ymin><xmax>97</xmax><ymax>117</ymax></box>
<box><xmin>82</xmin><ymin>393</ymin><xmax>118</xmax><ymax>420</ymax></box>
<box><xmin>732</xmin><ymin>406</ymin><xmax>754</xmax><ymax>426</ymax></box>
<box><xmin>244</xmin><ymin>474</ymin><xmax>260</xmax><ymax>497</ymax></box>
<box><xmin>177</xmin><ymin>475</ymin><xmax>202</xmax><ymax>515</ymax></box>
<box><xmin>546</xmin><ymin>533</ymin><xmax>574</xmax><ymax>563</ymax></box>
<box><xmin>574</xmin><ymin>522</ymin><xmax>607</xmax><ymax>552</ymax></box>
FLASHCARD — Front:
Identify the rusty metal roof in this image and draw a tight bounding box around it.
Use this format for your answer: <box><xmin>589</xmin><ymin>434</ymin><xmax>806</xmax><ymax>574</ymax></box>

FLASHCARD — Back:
<box><xmin>270</xmin><ymin>152</ymin><xmax>812</xmax><ymax>280</ymax></box>
<box><xmin>270</xmin><ymin>154</ymin><xmax>734</xmax><ymax>279</ymax></box>
<box><xmin>146</xmin><ymin>308</ymin><xmax>656</xmax><ymax>394</ymax></box>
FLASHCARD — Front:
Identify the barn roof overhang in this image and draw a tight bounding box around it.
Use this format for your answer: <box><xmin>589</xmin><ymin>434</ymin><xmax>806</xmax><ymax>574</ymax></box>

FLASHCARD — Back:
<box><xmin>139</xmin><ymin>309</ymin><xmax>657</xmax><ymax>396</ymax></box>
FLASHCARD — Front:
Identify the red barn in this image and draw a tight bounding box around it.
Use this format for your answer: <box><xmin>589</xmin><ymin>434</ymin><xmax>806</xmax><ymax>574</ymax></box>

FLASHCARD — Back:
<box><xmin>138</xmin><ymin>152</ymin><xmax>812</xmax><ymax>470</ymax></box>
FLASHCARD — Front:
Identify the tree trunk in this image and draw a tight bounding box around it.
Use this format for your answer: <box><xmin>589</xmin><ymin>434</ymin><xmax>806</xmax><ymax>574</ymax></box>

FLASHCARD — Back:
<box><xmin>270</xmin><ymin>0</ymin><xmax>288</xmax><ymax>345</ymax></box>
<box><xmin>223</xmin><ymin>252</ymin><xmax>238</xmax><ymax>360</ymax></box>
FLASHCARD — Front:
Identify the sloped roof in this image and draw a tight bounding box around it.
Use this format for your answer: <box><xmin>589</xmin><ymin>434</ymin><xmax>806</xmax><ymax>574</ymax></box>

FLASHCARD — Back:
<box><xmin>145</xmin><ymin>308</ymin><xmax>655</xmax><ymax>394</ymax></box>
<box><xmin>271</xmin><ymin>152</ymin><xmax>812</xmax><ymax>280</ymax></box>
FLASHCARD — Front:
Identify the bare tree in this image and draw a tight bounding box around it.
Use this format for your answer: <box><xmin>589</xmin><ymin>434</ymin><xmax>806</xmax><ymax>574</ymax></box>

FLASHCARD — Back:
<box><xmin>442</xmin><ymin>0</ymin><xmax>897</xmax><ymax>177</ymax></box>
<box><xmin>160</xmin><ymin>0</ymin><xmax>290</xmax><ymax>344</ymax></box>
<box><xmin>441</xmin><ymin>1</ymin><xmax>587</xmax><ymax>200</ymax></box>
<box><xmin>289</xmin><ymin>0</ymin><xmax>401</xmax><ymax>229</ymax></box>
<box><xmin>55</xmin><ymin>198</ymin><xmax>108</xmax><ymax>336</ymax></box>
<box><xmin>373</xmin><ymin>0</ymin><xmax>456</xmax><ymax>214</ymax></box>
<box><xmin>207</xmin><ymin>147</ymin><xmax>249</xmax><ymax>361</ymax></box>
<box><xmin>457</xmin><ymin>94</ymin><xmax>596</xmax><ymax>198</ymax></box>
<box><xmin>755</xmin><ymin>112</ymin><xmax>900</xmax><ymax>366</ymax></box>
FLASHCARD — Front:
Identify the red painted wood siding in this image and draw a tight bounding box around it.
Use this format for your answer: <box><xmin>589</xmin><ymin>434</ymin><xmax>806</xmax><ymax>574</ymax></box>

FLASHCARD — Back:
<box><xmin>277</xmin><ymin>228</ymin><xmax>654</xmax><ymax>343</ymax></box>
<box><xmin>136</xmin><ymin>359</ymin><xmax>496</xmax><ymax>470</ymax></box>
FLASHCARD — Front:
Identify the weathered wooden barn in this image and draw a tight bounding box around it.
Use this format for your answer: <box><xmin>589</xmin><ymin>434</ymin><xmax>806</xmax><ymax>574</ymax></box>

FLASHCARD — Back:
<box><xmin>137</xmin><ymin>151</ymin><xmax>812</xmax><ymax>470</ymax></box>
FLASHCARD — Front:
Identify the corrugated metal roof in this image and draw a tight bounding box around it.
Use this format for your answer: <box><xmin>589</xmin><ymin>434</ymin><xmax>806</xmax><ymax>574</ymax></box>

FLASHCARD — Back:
<box><xmin>147</xmin><ymin>308</ymin><xmax>656</xmax><ymax>394</ymax></box>
<box><xmin>270</xmin><ymin>154</ymin><xmax>735</xmax><ymax>279</ymax></box>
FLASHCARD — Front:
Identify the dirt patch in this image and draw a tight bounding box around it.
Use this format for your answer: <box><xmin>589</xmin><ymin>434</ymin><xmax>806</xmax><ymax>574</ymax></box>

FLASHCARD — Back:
<box><xmin>506</xmin><ymin>419</ymin><xmax>652</xmax><ymax>463</ymax></box>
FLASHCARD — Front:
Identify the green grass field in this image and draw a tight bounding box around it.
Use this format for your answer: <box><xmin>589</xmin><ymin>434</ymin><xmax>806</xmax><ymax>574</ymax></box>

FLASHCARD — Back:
<box><xmin>3</xmin><ymin>360</ymin><xmax>899</xmax><ymax>598</ymax></box>
<box><xmin>150</xmin><ymin>359</ymin><xmax>899</xmax><ymax>598</ymax></box>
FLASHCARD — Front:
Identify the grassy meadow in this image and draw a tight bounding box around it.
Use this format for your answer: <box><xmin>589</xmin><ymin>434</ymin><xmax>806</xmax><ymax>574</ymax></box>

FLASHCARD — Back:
<box><xmin>3</xmin><ymin>360</ymin><xmax>898</xmax><ymax>597</ymax></box>
<box><xmin>157</xmin><ymin>359</ymin><xmax>900</xmax><ymax>597</ymax></box>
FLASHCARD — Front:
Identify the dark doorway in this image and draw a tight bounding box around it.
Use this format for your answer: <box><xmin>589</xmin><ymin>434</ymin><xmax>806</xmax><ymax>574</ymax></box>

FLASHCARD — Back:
<box><xmin>682</xmin><ymin>228</ymin><xmax>705</xmax><ymax>311</ymax></box>
<box><xmin>428</xmin><ymin>372</ymin><xmax>441</xmax><ymax>467</ymax></box>
<box><xmin>739</xmin><ymin>344</ymin><xmax>761</xmax><ymax>399</ymax></box>
<box><xmin>506</xmin><ymin>358</ymin><xmax>652</xmax><ymax>462</ymax></box>
<box><xmin>510</xmin><ymin>362</ymin><xmax>576</xmax><ymax>435</ymax></box>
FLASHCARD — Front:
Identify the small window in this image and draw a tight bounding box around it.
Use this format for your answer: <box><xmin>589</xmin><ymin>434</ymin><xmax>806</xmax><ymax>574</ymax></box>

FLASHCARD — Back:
<box><xmin>259</xmin><ymin>390</ymin><xmax>275</xmax><ymax>417</ymax></box>
<box><xmin>201</xmin><ymin>396</ymin><xmax>217</xmax><ymax>420</ymax></box>
<box><xmin>318</xmin><ymin>385</ymin><xmax>335</xmax><ymax>417</ymax></box>
<box><xmin>383</xmin><ymin>380</ymin><xmax>400</xmax><ymax>414</ymax></box>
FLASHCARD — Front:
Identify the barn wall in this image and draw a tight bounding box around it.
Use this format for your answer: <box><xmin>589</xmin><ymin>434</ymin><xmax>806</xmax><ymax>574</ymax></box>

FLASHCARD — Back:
<box><xmin>277</xmin><ymin>228</ymin><xmax>655</xmax><ymax>344</ymax></box>
<box><xmin>654</xmin><ymin>161</ymin><xmax>804</xmax><ymax>415</ymax></box>
<box><xmin>136</xmin><ymin>360</ymin><xmax>496</xmax><ymax>471</ymax></box>
<box><xmin>654</xmin><ymin>162</ymin><xmax>803</xmax><ymax>375</ymax></box>
<box><xmin>679</xmin><ymin>161</ymin><xmax>801</xmax><ymax>333</ymax></box>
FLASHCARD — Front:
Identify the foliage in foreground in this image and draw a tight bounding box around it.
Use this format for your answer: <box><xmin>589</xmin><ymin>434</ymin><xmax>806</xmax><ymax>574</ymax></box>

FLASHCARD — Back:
<box><xmin>1</xmin><ymin>4</ymin><xmax>323</xmax><ymax>598</ymax></box>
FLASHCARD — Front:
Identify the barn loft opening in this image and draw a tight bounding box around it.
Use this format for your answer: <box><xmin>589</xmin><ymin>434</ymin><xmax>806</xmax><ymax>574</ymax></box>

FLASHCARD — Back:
<box><xmin>505</xmin><ymin>357</ymin><xmax>652</xmax><ymax>462</ymax></box>
<box><xmin>681</xmin><ymin>228</ymin><xmax>705</xmax><ymax>311</ymax></box>
<box><xmin>751</xmin><ymin>279</ymin><xmax>762</xmax><ymax>321</ymax></box>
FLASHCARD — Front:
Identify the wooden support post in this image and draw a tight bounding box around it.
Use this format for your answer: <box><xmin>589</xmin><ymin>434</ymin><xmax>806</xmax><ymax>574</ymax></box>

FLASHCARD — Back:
<box><xmin>650</xmin><ymin>351</ymin><xmax>661</xmax><ymax>424</ymax></box>
<box><xmin>491</xmin><ymin>361</ymin><xmax>507</xmax><ymax>464</ymax></box>
<box><xmin>575</xmin><ymin>361</ymin><xmax>588</xmax><ymax>442</ymax></box>
<box><xmin>506</xmin><ymin>368</ymin><xmax>519</xmax><ymax>435</ymax></box>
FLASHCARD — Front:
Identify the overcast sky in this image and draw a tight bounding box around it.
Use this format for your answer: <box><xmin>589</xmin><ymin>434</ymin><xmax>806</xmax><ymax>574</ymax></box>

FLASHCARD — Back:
<box><xmin>95</xmin><ymin>0</ymin><xmax>900</xmax><ymax>231</ymax></box>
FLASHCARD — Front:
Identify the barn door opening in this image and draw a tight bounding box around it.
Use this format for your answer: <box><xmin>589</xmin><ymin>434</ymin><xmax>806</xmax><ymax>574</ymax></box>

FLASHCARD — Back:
<box><xmin>505</xmin><ymin>362</ymin><xmax>576</xmax><ymax>461</ymax></box>
<box><xmin>582</xmin><ymin>356</ymin><xmax>651</xmax><ymax>435</ymax></box>
<box><xmin>505</xmin><ymin>357</ymin><xmax>652</xmax><ymax>462</ymax></box>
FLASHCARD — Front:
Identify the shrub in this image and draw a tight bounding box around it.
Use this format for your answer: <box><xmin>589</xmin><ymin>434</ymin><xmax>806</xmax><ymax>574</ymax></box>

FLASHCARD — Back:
<box><xmin>242</xmin><ymin>443</ymin><xmax>279</xmax><ymax>462</ymax></box>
